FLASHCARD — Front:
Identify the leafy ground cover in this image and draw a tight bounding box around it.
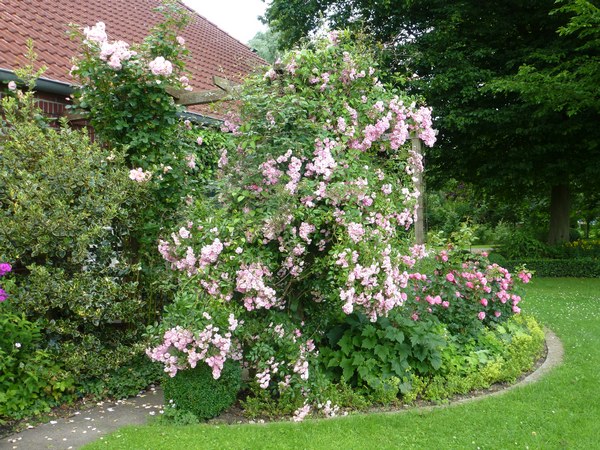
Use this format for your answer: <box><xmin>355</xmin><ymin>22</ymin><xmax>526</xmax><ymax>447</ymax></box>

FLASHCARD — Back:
<box><xmin>83</xmin><ymin>278</ymin><xmax>600</xmax><ymax>449</ymax></box>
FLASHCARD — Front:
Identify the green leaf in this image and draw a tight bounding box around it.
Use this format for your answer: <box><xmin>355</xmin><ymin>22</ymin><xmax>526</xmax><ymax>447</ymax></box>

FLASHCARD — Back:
<box><xmin>361</xmin><ymin>336</ymin><xmax>377</xmax><ymax>349</ymax></box>
<box><xmin>352</xmin><ymin>353</ymin><xmax>365</xmax><ymax>366</ymax></box>
<box><xmin>340</xmin><ymin>358</ymin><xmax>355</xmax><ymax>381</ymax></box>
<box><xmin>338</xmin><ymin>334</ymin><xmax>354</xmax><ymax>356</ymax></box>
<box><xmin>374</xmin><ymin>344</ymin><xmax>390</xmax><ymax>360</ymax></box>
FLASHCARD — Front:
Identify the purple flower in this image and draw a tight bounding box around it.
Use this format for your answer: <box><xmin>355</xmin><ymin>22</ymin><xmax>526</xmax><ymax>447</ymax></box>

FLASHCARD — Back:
<box><xmin>0</xmin><ymin>263</ymin><xmax>11</xmax><ymax>277</ymax></box>
<box><xmin>0</xmin><ymin>288</ymin><xmax>7</xmax><ymax>302</ymax></box>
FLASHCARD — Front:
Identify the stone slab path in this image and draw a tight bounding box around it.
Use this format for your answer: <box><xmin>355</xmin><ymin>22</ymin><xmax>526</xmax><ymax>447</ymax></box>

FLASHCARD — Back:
<box><xmin>1</xmin><ymin>387</ymin><xmax>163</xmax><ymax>450</ymax></box>
<box><xmin>1</xmin><ymin>329</ymin><xmax>563</xmax><ymax>450</ymax></box>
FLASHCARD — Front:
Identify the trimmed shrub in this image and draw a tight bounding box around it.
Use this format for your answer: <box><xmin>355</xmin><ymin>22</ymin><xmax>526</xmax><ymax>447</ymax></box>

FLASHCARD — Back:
<box><xmin>503</xmin><ymin>258</ymin><xmax>600</xmax><ymax>278</ymax></box>
<box><xmin>163</xmin><ymin>360</ymin><xmax>242</xmax><ymax>420</ymax></box>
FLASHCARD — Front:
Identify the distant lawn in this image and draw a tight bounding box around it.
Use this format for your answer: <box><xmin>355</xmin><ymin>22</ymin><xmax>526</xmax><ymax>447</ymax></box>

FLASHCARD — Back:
<box><xmin>85</xmin><ymin>278</ymin><xmax>600</xmax><ymax>450</ymax></box>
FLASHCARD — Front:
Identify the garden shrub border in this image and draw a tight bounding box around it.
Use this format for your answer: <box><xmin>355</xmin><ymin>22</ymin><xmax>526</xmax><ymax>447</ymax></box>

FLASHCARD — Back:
<box><xmin>504</xmin><ymin>258</ymin><xmax>600</xmax><ymax>278</ymax></box>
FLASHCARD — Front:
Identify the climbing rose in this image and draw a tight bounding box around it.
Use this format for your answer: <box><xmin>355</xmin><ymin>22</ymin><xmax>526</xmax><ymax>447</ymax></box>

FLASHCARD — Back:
<box><xmin>83</xmin><ymin>22</ymin><xmax>107</xmax><ymax>44</ymax></box>
<box><xmin>149</xmin><ymin>57</ymin><xmax>173</xmax><ymax>76</ymax></box>
<box><xmin>129</xmin><ymin>168</ymin><xmax>152</xmax><ymax>182</ymax></box>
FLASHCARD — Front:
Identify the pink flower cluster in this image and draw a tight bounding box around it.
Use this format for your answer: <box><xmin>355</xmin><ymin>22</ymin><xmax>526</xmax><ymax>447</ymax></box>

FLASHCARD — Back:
<box><xmin>100</xmin><ymin>40</ymin><xmax>136</xmax><ymax>70</ymax></box>
<box><xmin>256</xmin><ymin>357</ymin><xmax>280</xmax><ymax>389</ymax></box>
<box><xmin>235</xmin><ymin>263</ymin><xmax>282</xmax><ymax>311</ymax></box>
<box><xmin>149</xmin><ymin>56</ymin><xmax>173</xmax><ymax>76</ymax></box>
<box><xmin>518</xmin><ymin>270</ymin><xmax>532</xmax><ymax>283</ymax></box>
<box><xmin>158</xmin><ymin>237</ymin><xmax>224</xmax><ymax>277</ymax></box>
<box><xmin>410</xmin><ymin>254</ymin><xmax>526</xmax><ymax>323</ymax></box>
<box><xmin>146</xmin><ymin>324</ymin><xmax>237</xmax><ymax>379</ymax></box>
<box><xmin>260</xmin><ymin>159</ymin><xmax>283</xmax><ymax>185</ymax></box>
<box><xmin>292</xmin><ymin>403</ymin><xmax>311</xmax><ymax>422</ymax></box>
<box><xmin>82</xmin><ymin>22</ymin><xmax>141</xmax><ymax>72</ymax></box>
<box><xmin>305</xmin><ymin>138</ymin><xmax>337</xmax><ymax>180</ymax></box>
<box><xmin>298</xmin><ymin>222</ymin><xmax>316</xmax><ymax>244</ymax></box>
<box><xmin>338</xmin><ymin>246</ymin><xmax>411</xmax><ymax>322</ymax></box>
<box><xmin>129</xmin><ymin>167</ymin><xmax>152</xmax><ymax>182</ymax></box>
<box><xmin>347</xmin><ymin>222</ymin><xmax>365</xmax><ymax>243</ymax></box>
<box><xmin>83</xmin><ymin>22</ymin><xmax>107</xmax><ymax>44</ymax></box>
<box><xmin>318</xmin><ymin>400</ymin><xmax>341</xmax><ymax>418</ymax></box>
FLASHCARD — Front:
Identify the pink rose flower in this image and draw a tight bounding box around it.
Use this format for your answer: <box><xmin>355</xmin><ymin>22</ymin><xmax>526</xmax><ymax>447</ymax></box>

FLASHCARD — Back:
<box><xmin>149</xmin><ymin>56</ymin><xmax>173</xmax><ymax>76</ymax></box>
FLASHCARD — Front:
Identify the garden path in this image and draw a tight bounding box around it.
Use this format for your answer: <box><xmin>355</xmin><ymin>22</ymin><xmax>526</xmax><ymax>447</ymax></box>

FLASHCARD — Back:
<box><xmin>1</xmin><ymin>386</ymin><xmax>163</xmax><ymax>450</ymax></box>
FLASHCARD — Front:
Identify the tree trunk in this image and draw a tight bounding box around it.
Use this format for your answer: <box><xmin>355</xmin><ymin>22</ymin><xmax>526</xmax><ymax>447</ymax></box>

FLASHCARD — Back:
<box><xmin>585</xmin><ymin>219</ymin><xmax>590</xmax><ymax>240</ymax></box>
<box><xmin>548</xmin><ymin>184</ymin><xmax>571</xmax><ymax>245</ymax></box>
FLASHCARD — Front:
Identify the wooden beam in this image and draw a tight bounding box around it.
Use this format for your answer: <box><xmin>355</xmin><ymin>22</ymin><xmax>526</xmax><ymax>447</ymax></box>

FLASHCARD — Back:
<box><xmin>213</xmin><ymin>75</ymin><xmax>238</xmax><ymax>91</ymax></box>
<box><xmin>167</xmin><ymin>76</ymin><xmax>240</xmax><ymax>106</ymax></box>
<box><xmin>173</xmin><ymin>89</ymin><xmax>230</xmax><ymax>106</ymax></box>
<box><xmin>65</xmin><ymin>112</ymin><xmax>87</xmax><ymax>121</ymax></box>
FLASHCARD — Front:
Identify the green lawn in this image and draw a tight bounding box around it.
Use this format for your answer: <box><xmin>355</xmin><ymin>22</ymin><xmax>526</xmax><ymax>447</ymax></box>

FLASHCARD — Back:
<box><xmin>85</xmin><ymin>278</ymin><xmax>600</xmax><ymax>449</ymax></box>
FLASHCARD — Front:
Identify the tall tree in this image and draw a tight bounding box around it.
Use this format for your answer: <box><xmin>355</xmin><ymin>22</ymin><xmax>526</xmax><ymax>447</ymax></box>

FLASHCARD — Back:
<box><xmin>264</xmin><ymin>0</ymin><xmax>600</xmax><ymax>244</ymax></box>
<box><xmin>248</xmin><ymin>29</ymin><xmax>282</xmax><ymax>63</ymax></box>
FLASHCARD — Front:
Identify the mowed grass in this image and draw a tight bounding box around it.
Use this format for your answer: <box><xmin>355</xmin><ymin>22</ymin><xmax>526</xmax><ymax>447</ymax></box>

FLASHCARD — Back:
<box><xmin>84</xmin><ymin>278</ymin><xmax>600</xmax><ymax>450</ymax></box>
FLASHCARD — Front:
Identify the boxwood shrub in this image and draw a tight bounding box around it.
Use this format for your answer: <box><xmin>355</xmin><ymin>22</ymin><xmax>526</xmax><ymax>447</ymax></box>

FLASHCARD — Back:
<box><xmin>163</xmin><ymin>360</ymin><xmax>242</xmax><ymax>420</ymax></box>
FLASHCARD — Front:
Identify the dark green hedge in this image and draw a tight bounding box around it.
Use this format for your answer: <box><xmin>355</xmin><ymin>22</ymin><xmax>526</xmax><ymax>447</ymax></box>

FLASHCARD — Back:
<box><xmin>503</xmin><ymin>258</ymin><xmax>600</xmax><ymax>278</ymax></box>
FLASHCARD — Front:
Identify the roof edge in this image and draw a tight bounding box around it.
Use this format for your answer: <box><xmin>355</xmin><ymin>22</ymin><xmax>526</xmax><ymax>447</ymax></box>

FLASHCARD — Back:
<box><xmin>1</xmin><ymin>68</ymin><xmax>222</xmax><ymax>124</ymax></box>
<box><xmin>0</xmin><ymin>68</ymin><xmax>75</xmax><ymax>96</ymax></box>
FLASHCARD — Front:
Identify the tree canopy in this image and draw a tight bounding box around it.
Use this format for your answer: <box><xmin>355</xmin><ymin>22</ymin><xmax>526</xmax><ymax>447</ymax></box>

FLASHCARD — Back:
<box><xmin>247</xmin><ymin>29</ymin><xmax>282</xmax><ymax>63</ymax></box>
<box><xmin>264</xmin><ymin>0</ymin><xmax>600</xmax><ymax>243</ymax></box>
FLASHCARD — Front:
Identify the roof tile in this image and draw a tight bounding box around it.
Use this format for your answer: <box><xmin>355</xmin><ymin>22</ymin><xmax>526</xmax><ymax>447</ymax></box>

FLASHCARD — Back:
<box><xmin>1</xmin><ymin>0</ymin><xmax>265</xmax><ymax>96</ymax></box>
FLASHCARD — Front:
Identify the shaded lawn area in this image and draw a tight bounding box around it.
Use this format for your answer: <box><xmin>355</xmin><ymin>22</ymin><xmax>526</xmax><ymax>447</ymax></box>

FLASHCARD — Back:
<box><xmin>84</xmin><ymin>278</ymin><xmax>600</xmax><ymax>449</ymax></box>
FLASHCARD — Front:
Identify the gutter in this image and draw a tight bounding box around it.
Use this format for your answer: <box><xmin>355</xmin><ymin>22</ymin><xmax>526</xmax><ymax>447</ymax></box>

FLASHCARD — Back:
<box><xmin>0</xmin><ymin>68</ymin><xmax>74</xmax><ymax>96</ymax></box>
<box><xmin>1</xmin><ymin>68</ymin><xmax>222</xmax><ymax>125</ymax></box>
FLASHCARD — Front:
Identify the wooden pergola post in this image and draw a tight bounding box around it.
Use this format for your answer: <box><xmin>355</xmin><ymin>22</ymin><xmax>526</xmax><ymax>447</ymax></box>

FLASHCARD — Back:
<box><xmin>410</xmin><ymin>135</ymin><xmax>426</xmax><ymax>245</ymax></box>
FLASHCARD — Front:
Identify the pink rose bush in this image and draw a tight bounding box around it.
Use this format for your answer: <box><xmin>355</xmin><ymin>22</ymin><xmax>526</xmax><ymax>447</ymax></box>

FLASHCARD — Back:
<box><xmin>148</xmin><ymin>31</ymin><xmax>534</xmax><ymax>420</ymax></box>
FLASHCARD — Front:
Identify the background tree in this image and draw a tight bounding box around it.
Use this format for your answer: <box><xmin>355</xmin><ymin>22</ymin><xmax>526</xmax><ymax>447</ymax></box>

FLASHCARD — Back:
<box><xmin>264</xmin><ymin>0</ymin><xmax>600</xmax><ymax>244</ymax></box>
<box><xmin>248</xmin><ymin>29</ymin><xmax>282</xmax><ymax>63</ymax></box>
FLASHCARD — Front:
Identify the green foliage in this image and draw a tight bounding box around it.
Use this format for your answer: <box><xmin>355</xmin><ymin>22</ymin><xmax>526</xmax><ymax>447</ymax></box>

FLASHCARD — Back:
<box><xmin>413</xmin><ymin>314</ymin><xmax>545</xmax><ymax>402</ymax></box>
<box><xmin>495</xmin><ymin>227</ymin><xmax>550</xmax><ymax>259</ymax></box>
<box><xmin>69</xmin><ymin>3</ymin><xmax>222</xmax><ymax>324</ymax></box>
<box><xmin>248</xmin><ymin>29</ymin><xmax>283</xmax><ymax>63</ymax></box>
<box><xmin>425</xmin><ymin>180</ymin><xmax>488</xmax><ymax>238</ymax></box>
<box><xmin>0</xmin><ymin>87</ymin><xmax>153</xmax><ymax>390</ymax></box>
<box><xmin>157</xmin><ymin>406</ymin><xmax>200</xmax><ymax>426</ymax></box>
<box><xmin>149</xmin><ymin>30</ymin><xmax>439</xmax><ymax>422</ymax></box>
<box><xmin>241</xmin><ymin>387</ymin><xmax>304</xmax><ymax>420</ymax></box>
<box><xmin>75</xmin><ymin>278</ymin><xmax>600</xmax><ymax>450</ymax></box>
<box><xmin>0</xmin><ymin>312</ymin><xmax>75</xmax><ymax>423</ymax></box>
<box><xmin>320</xmin><ymin>311</ymin><xmax>446</xmax><ymax>390</ymax></box>
<box><xmin>163</xmin><ymin>360</ymin><xmax>242</xmax><ymax>420</ymax></box>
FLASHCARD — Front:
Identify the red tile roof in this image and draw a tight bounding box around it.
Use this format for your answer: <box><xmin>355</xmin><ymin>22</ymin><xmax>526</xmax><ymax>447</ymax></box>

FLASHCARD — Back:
<box><xmin>0</xmin><ymin>0</ymin><xmax>265</xmax><ymax>116</ymax></box>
